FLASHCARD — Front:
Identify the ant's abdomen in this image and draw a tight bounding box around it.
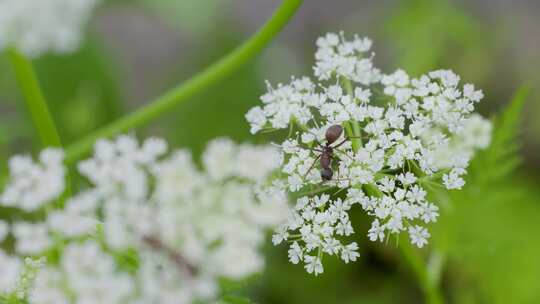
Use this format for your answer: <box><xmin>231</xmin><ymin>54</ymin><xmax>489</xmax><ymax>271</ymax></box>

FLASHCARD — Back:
<box><xmin>320</xmin><ymin>153</ymin><xmax>332</xmax><ymax>168</ymax></box>
<box><xmin>321</xmin><ymin>167</ymin><xmax>333</xmax><ymax>180</ymax></box>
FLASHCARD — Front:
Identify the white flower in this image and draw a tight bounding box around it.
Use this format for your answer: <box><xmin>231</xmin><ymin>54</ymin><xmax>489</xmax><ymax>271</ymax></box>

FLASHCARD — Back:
<box><xmin>314</xmin><ymin>32</ymin><xmax>380</xmax><ymax>84</ymax></box>
<box><xmin>47</xmin><ymin>192</ymin><xmax>99</xmax><ymax>239</ymax></box>
<box><xmin>431</xmin><ymin>114</ymin><xmax>492</xmax><ymax>169</ymax></box>
<box><xmin>203</xmin><ymin>138</ymin><xmax>280</xmax><ymax>182</ymax></box>
<box><xmin>398</xmin><ymin>172</ymin><xmax>417</xmax><ymax>185</ymax></box>
<box><xmin>247</xmin><ymin>32</ymin><xmax>490</xmax><ymax>274</ymax></box>
<box><xmin>2</xmin><ymin>136</ymin><xmax>287</xmax><ymax>303</ymax></box>
<box><xmin>15</xmin><ymin>257</ymin><xmax>47</xmax><ymax>300</ymax></box>
<box><xmin>246</xmin><ymin>106</ymin><xmax>267</xmax><ymax>134</ymax></box>
<box><xmin>61</xmin><ymin>241</ymin><xmax>133</xmax><ymax>303</ymax></box>
<box><xmin>203</xmin><ymin>137</ymin><xmax>237</xmax><ymax>180</ymax></box>
<box><xmin>272</xmin><ymin>226</ymin><xmax>289</xmax><ymax>245</ymax></box>
<box><xmin>408</xmin><ymin>225</ymin><xmax>430</xmax><ymax>248</ymax></box>
<box><xmin>459</xmin><ymin>114</ymin><xmax>493</xmax><ymax>149</ymax></box>
<box><xmin>288</xmin><ymin>174</ymin><xmax>303</xmax><ymax>192</ymax></box>
<box><xmin>368</xmin><ymin>219</ymin><xmax>386</xmax><ymax>242</ymax></box>
<box><xmin>313</xmin><ymin>194</ymin><xmax>330</xmax><ymax>208</ymax></box>
<box><xmin>1</xmin><ymin>148</ymin><xmax>65</xmax><ymax>212</ymax></box>
<box><xmin>355</xmin><ymin>87</ymin><xmax>371</xmax><ymax>102</ymax></box>
<box><xmin>323</xmin><ymin>238</ymin><xmax>341</xmax><ymax>255</ymax></box>
<box><xmin>47</xmin><ymin>209</ymin><xmax>97</xmax><ymax>238</ymax></box>
<box><xmin>12</xmin><ymin>222</ymin><xmax>52</xmax><ymax>255</ymax></box>
<box><xmin>340</xmin><ymin>242</ymin><xmax>360</xmax><ymax>263</ymax></box>
<box><xmin>0</xmin><ymin>0</ymin><xmax>100</xmax><ymax>57</ymax></box>
<box><xmin>407</xmin><ymin>185</ymin><xmax>426</xmax><ymax>203</ymax></box>
<box><xmin>304</xmin><ymin>255</ymin><xmax>323</xmax><ymax>275</ymax></box>
<box><xmin>288</xmin><ymin>242</ymin><xmax>303</xmax><ymax>264</ymax></box>
<box><xmin>420</xmin><ymin>202</ymin><xmax>439</xmax><ymax>223</ymax></box>
<box><xmin>0</xmin><ymin>135</ymin><xmax>289</xmax><ymax>304</ymax></box>
<box><xmin>28</xmin><ymin>268</ymin><xmax>69</xmax><ymax>304</ymax></box>
<box><xmin>0</xmin><ymin>250</ymin><xmax>22</xmax><ymax>294</ymax></box>
<box><xmin>443</xmin><ymin>169</ymin><xmax>466</xmax><ymax>190</ymax></box>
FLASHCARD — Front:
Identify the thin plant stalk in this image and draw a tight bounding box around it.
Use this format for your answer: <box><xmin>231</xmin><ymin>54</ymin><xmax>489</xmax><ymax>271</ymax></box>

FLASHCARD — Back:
<box><xmin>341</xmin><ymin>77</ymin><xmax>362</xmax><ymax>150</ymax></box>
<box><xmin>365</xmin><ymin>184</ymin><xmax>444</xmax><ymax>304</ymax></box>
<box><xmin>7</xmin><ymin>48</ymin><xmax>62</xmax><ymax>147</ymax></box>
<box><xmin>399</xmin><ymin>240</ymin><xmax>445</xmax><ymax>304</ymax></box>
<box><xmin>7</xmin><ymin>48</ymin><xmax>73</xmax><ymax>201</ymax></box>
<box><xmin>64</xmin><ymin>0</ymin><xmax>304</xmax><ymax>164</ymax></box>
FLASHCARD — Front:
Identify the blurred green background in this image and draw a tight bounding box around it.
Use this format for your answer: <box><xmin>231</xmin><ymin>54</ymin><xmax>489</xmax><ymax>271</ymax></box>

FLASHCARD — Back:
<box><xmin>1</xmin><ymin>0</ymin><xmax>539</xmax><ymax>303</ymax></box>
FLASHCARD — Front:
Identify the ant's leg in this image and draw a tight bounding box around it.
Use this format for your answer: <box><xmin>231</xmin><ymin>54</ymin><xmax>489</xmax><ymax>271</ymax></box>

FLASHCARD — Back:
<box><xmin>302</xmin><ymin>129</ymin><xmax>324</xmax><ymax>147</ymax></box>
<box><xmin>295</xmin><ymin>143</ymin><xmax>323</xmax><ymax>153</ymax></box>
<box><xmin>330</xmin><ymin>156</ymin><xmax>350</xmax><ymax>191</ymax></box>
<box><xmin>331</xmin><ymin>135</ymin><xmax>364</xmax><ymax>149</ymax></box>
<box><xmin>326</xmin><ymin>154</ymin><xmax>340</xmax><ymax>183</ymax></box>
<box><xmin>335</xmin><ymin>158</ymin><xmax>341</xmax><ymax>183</ymax></box>
<box><xmin>333</xmin><ymin>159</ymin><xmax>351</xmax><ymax>189</ymax></box>
<box><xmin>333</xmin><ymin>149</ymin><xmax>354</xmax><ymax>162</ymax></box>
<box><xmin>302</xmin><ymin>154</ymin><xmax>321</xmax><ymax>180</ymax></box>
<box><xmin>332</xmin><ymin>136</ymin><xmax>362</xmax><ymax>149</ymax></box>
<box><xmin>313</xmin><ymin>140</ymin><xmax>324</xmax><ymax>150</ymax></box>
<box><xmin>297</xmin><ymin>139</ymin><xmax>324</xmax><ymax>152</ymax></box>
<box><xmin>332</xmin><ymin>138</ymin><xmax>349</xmax><ymax>149</ymax></box>
<box><xmin>334</xmin><ymin>163</ymin><xmax>352</xmax><ymax>191</ymax></box>
<box><xmin>304</xmin><ymin>146</ymin><xmax>324</xmax><ymax>153</ymax></box>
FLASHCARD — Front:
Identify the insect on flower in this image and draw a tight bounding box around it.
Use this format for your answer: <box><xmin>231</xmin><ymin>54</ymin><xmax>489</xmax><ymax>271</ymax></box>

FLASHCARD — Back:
<box><xmin>247</xmin><ymin>32</ymin><xmax>492</xmax><ymax>275</ymax></box>
<box><xmin>304</xmin><ymin>124</ymin><xmax>354</xmax><ymax>181</ymax></box>
<box><xmin>142</xmin><ymin>235</ymin><xmax>198</xmax><ymax>276</ymax></box>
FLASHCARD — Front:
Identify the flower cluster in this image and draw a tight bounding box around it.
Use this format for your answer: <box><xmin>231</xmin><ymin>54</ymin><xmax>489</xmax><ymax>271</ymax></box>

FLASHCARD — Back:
<box><xmin>246</xmin><ymin>32</ymin><xmax>492</xmax><ymax>275</ymax></box>
<box><xmin>0</xmin><ymin>0</ymin><xmax>100</xmax><ymax>57</ymax></box>
<box><xmin>0</xmin><ymin>248</ymin><xmax>22</xmax><ymax>296</ymax></box>
<box><xmin>1</xmin><ymin>149</ymin><xmax>65</xmax><ymax>212</ymax></box>
<box><xmin>0</xmin><ymin>253</ymin><xmax>46</xmax><ymax>301</ymax></box>
<box><xmin>272</xmin><ymin>194</ymin><xmax>360</xmax><ymax>275</ymax></box>
<box><xmin>431</xmin><ymin>113</ymin><xmax>493</xmax><ymax>171</ymax></box>
<box><xmin>0</xmin><ymin>136</ymin><xmax>287</xmax><ymax>303</ymax></box>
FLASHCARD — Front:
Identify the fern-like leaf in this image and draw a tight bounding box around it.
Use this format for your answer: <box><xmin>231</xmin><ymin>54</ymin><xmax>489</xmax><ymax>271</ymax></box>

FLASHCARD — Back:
<box><xmin>469</xmin><ymin>84</ymin><xmax>530</xmax><ymax>184</ymax></box>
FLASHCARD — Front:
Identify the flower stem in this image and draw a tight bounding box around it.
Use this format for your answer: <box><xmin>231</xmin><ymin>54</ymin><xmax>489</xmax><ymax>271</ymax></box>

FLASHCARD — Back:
<box><xmin>341</xmin><ymin>77</ymin><xmax>362</xmax><ymax>150</ymax></box>
<box><xmin>399</xmin><ymin>240</ymin><xmax>445</xmax><ymax>304</ymax></box>
<box><xmin>63</xmin><ymin>0</ymin><xmax>303</xmax><ymax>164</ymax></box>
<box><xmin>7</xmin><ymin>48</ymin><xmax>72</xmax><ymax>202</ymax></box>
<box><xmin>7</xmin><ymin>48</ymin><xmax>62</xmax><ymax>147</ymax></box>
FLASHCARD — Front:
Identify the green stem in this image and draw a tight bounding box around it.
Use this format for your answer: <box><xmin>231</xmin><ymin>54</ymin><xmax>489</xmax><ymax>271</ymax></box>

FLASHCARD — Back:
<box><xmin>7</xmin><ymin>48</ymin><xmax>62</xmax><ymax>147</ymax></box>
<box><xmin>64</xmin><ymin>0</ymin><xmax>303</xmax><ymax>164</ymax></box>
<box><xmin>7</xmin><ymin>48</ymin><xmax>72</xmax><ymax>202</ymax></box>
<box><xmin>427</xmin><ymin>250</ymin><xmax>445</xmax><ymax>288</ymax></box>
<box><xmin>344</xmin><ymin>123</ymin><xmax>357</xmax><ymax>150</ymax></box>
<box><xmin>341</xmin><ymin>77</ymin><xmax>362</xmax><ymax>150</ymax></box>
<box><xmin>399</xmin><ymin>240</ymin><xmax>445</xmax><ymax>304</ymax></box>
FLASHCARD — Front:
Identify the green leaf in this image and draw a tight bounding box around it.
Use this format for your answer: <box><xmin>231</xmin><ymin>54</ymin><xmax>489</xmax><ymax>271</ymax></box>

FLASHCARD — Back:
<box><xmin>433</xmin><ymin>85</ymin><xmax>540</xmax><ymax>303</ymax></box>
<box><xmin>436</xmin><ymin>181</ymin><xmax>540</xmax><ymax>304</ymax></box>
<box><xmin>469</xmin><ymin>84</ymin><xmax>530</xmax><ymax>184</ymax></box>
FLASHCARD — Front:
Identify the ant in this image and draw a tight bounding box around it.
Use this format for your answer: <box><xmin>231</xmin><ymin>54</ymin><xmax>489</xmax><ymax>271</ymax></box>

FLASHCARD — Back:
<box><xmin>142</xmin><ymin>235</ymin><xmax>197</xmax><ymax>276</ymax></box>
<box><xmin>304</xmin><ymin>124</ymin><xmax>354</xmax><ymax>181</ymax></box>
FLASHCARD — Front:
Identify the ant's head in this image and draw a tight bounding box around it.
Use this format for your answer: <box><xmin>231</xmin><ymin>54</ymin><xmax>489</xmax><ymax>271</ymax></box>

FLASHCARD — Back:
<box><xmin>325</xmin><ymin>125</ymin><xmax>343</xmax><ymax>144</ymax></box>
<box><xmin>321</xmin><ymin>167</ymin><xmax>333</xmax><ymax>181</ymax></box>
